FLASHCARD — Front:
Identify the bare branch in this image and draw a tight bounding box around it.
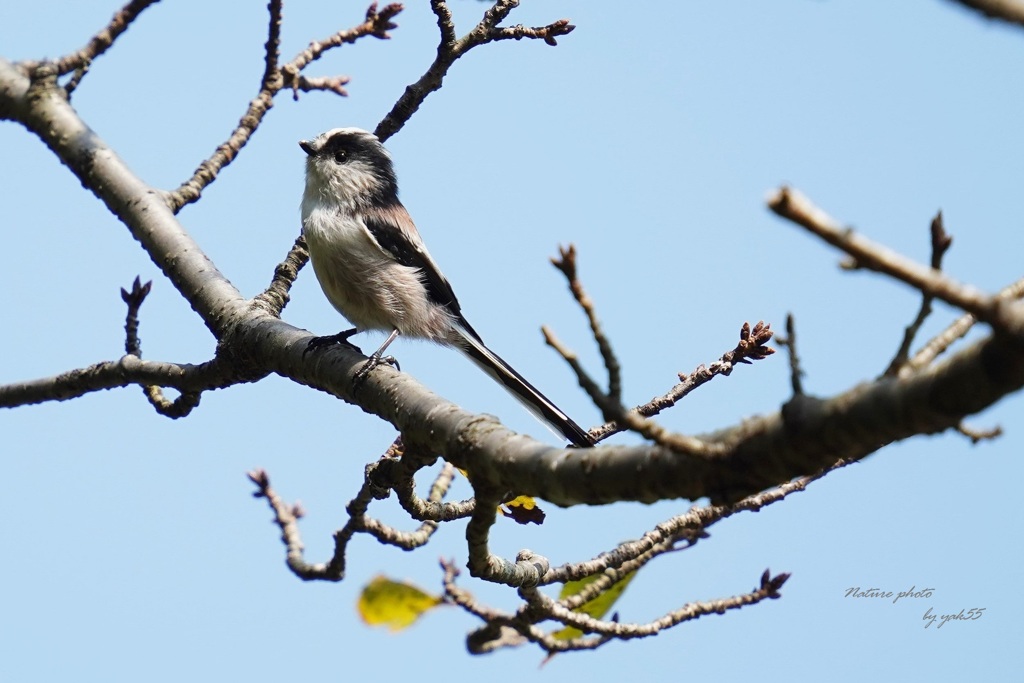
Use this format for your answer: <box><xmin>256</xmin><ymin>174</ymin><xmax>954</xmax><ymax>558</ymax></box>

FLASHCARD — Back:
<box><xmin>550</xmin><ymin>244</ymin><xmax>622</xmax><ymax>404</ymax></box>
<box><xmin>544</xmin><ymin>459</ymin><xmax>843</xmax><ymax>595</ymax></box>
<box><xmin>465</xmin><ymin>488</ymin><xmax>553</xmax><ymax>587</ymax></box>
<box><xmin>120</xmin><ymin>276</ymin><xmax>204</xmax><ymax>418</ymax></box>
<box><xmin>284</xmin><ymin>1</ymin><xmax>402</xmax><ymax>73</ymax></box>
<box><xmin>54</xmin><ymin>0</ymin><xmax>161</xmax><ymax>76</ymax></box>
<box><xmin>261</xmin><ymin>0</ymin><xmax>284</xmax><ymax>88</ymax></box>
<box><xmin>248</xmin><ymin>468</ymin><xmax>333</xmax><ymax>581</ymax></box>
<box><xmin>489</xmin><ymin>19</ymin><xmax>574</xmax><ymax>46</ymax></box>
<box><xmin>904</xmin><ymin>274</ymin><xmax>1024</xmax><ymax>375</ymax></box>
<box><xmin>767</xmin><ymin>186</ymin><xmax>1024</xmax><ymax>338</ymax></box>
<box><xmin>0</xmin><ymin>60</ymin><xmax>247</xmax><ymax>334</ymax></box>
<box><xmin>290</xmin><ymin>74</ymin><xmax>351</xmax><ymax>98</ymax></box>
<box><xmin>441</xmin><ymin>560</ymin><xmax>529</xmax><ymax>654</ymax></box>
<box><xmin>394</xmin><ymin>460</ymin><xmax>475</xmax><ymax>522</ymax></box>
<box><xmin>121</xmin><ymin>276</ymin><xmax>153</xmax><ymax>357</ymax></box>
<box><xmin>4</xmin><ymin>64</ymin><xmax>1020</xmax><ymax>506</ymax></box>
<box><xmin>62</xmin><ymin>62</ymin><xmax>90</xmax><ymax>98</ymax></box>
<box><xmin>253</xmin><ymin>235</ymin><xmax>310</xmax><ymax>318</ymax></box>
<box><xmin>956</xmin><ymin>421</ymin><xmax>1003</xmax><ymax>443</ymax></box>
<box><xmin>775</xmin><ymin>313</ymin><xmax>805</xmax><ymax>396</ymax></box>
<box><xmin>375</xmin><ymin>0</ymin><xmax>574</xmax><ymax>141</ymax></box>
<box><xmin>448</xmin><ymin>460</ymin><xmax>842</xmax><ymax>656</ymax></box>
<box><xmin>254</xmin><ymin>438</ymin><xmax>473</xmax><ymax>583</ymax></box>
<box><xmin>569</xmin><ymin>321</ymin><xmax>773</xmax><ymax>445</ymax></box>
<box><xmin>0</xmin><ymin>355</ymin><xmax>225</xmax><ymax>409</ymax></box>
<box><xmin>883</xmin><ymin>212</ymin><xmax>953</xmax><ymax>377</ymax></box>
<box><xmin>167</xmin><ymin>3</ymin><xmax>403</xmax><ymax>210</ymax></box>
<box><xmin>541</xmin><ymin>326</ymin><xmax>607</xmax><ymax>420</ymax></box>
<box><xmin>522</xmin><ymin>569</ymin><xmax>788</xmax><ymax>648</ymax></box>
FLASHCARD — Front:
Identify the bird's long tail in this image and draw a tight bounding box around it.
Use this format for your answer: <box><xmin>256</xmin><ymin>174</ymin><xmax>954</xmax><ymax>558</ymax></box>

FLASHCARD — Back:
<box><xmin>451</xmin><ymin>321</ymin><xmax>594</xmax><ymax>448</ymax></box>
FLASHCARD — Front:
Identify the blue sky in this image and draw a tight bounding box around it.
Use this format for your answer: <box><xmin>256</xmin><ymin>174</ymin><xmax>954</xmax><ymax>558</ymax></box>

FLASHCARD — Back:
<box><xmin>1</xmin><ymin>1</ymin><xmax>1020</xmax><ymax>679</ymax></box>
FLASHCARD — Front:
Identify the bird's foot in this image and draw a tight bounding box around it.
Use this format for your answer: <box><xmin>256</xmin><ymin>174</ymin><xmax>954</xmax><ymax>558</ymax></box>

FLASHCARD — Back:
<box><xmin>353</xmin><ymin>353</ymin><xmax>400</xmax><ymax>385</ymax></box>
<box><xmin>304</xmin><ymin>328</ymin><xmax>360</xmax><ymax>358</ymax></box>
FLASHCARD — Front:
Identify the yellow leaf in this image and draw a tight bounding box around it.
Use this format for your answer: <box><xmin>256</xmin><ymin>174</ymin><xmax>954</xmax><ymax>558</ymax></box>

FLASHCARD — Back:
<box><xmin>551</xmin><ymin>570</ymin><xmax>637</xmax><ymax>640</ymax></box>
<box><xmin>357</xmin><ymin>575</ymin><xmax>442</xmax><ymax>632</ymax></box>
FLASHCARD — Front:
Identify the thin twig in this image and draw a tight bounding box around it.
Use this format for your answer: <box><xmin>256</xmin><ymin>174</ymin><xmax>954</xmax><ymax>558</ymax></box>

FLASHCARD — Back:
<box><xmin>956</xmin><ymin>422</ymin><xmax>1003</xmax><ymax>444</ymax></box>
<box><xmin>394</xmin><ymin>462</ymin><xmax>476</xmax><ymax>522</ymax></box>
<box><xmin>883</xmin><ymin>211</ymin><xmax>952</xmax><ymax>377</ymax></box>
<box><xmin>522</xmin><ymin>569</ymin><xmax>789</xmax><ymax>649</ymax></box>
<box><xmin>167</xmin><ymin>3</ymin><xmax>402</xmax><ymax>210</ymax></box>
<box><xmin>253</xmin><ymin>235</ymin><xmax>310</xmax><ymax>317</ymax></box>
<box><xmin>550</xmin><ymin>244</ymin><xmax>622</xmax><ymax>404</ymax></box>
<box><xmin>254</xmin><ymin>438</ymin><xmax>471</xmax><ymax>582</ymax></box>
<box><xmin>553</xmin><ymin>321</ymin><xmax>773</xmax><ymax>445</ymax></box>
<box><xmin>543</xmin><ymin>325</ymin><xmax>728</xmax><ymax>456</ymax></box>
<box><xmin>455</xmin><ymin>462</ymin><xmax>847</xmax><ymax>655</ymax></box>
<box><xmin>0</xmin><ymin>277</ymin><xmax>254</xmax><ymax>410</ymax></box>
<box><xmin>121</xmin><ymin>276</ymin><xmax>203</xmax><ymax>417</ymax></box>
<box><xmin>540</xmin><ymin>326</ymin><xmax>606</xmax><ymax>415</ymax></box>
<box><xmin>375</xmin><ymin>0</ymin><xmax>574</xmax><ymax>141</ymax></box>
<box><xmin>545</xmin><ymin>459</ymin><xmax>844</xmax><ymax>597</ymax></box>
<box><xmin>903</xmin><ymin>274</ymin><xmax>1024</xmax><ymax>375</ymax></box>
<box><xmin>248</xmin><ymin>468</ymin><xmax>334</xmax><ymax>581</ymax></box>
<box><xmin>63</xmin><ymin>61</ymin><xmax>90</xmax><ymax>97</ymax></box>
<box><xmin>54</xmin><ymin>0</ymin><xmax>161</xmax><ymax>76</ymax></box>
<box><xmin>775</xmin><ymin>313</ymin><xmax>805</xmax><ymax>395</ymax></box>
<box><xmin>261</xmin><ymin>0</ymin><xmax>284</xmax><ymax>88</ymax></box>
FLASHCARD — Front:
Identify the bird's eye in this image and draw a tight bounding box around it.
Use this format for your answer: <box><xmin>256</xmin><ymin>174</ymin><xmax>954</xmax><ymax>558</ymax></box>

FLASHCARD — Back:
<box><xmin>333</xmin><ymin>149</ymin><xmax>347</xmax><ymax>163</ymax></box>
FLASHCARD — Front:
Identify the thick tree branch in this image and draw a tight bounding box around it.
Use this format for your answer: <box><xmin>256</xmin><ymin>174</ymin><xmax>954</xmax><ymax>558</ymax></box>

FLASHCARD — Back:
<box><xmin>5</xmin><ymin>59</ymin><xmax>1024</xmax><ymax>509</ymax></box>
<box><xmin>439</xmin><ymin>330</ymin><xmax>1024</xmax><ymax>506</ymax></box>
<box><xmin>0</xmin><ymin>59</ymin><xmax>247</xmax><ymax>337</ymax></box>
<box><xmin>4</xmin><ymin>0</ymin><xmax>1023</xmax><ymax>662</ymax></box>
<box><xmin>5</xmin><ymin>7</ymin><xmax>1024</xmax><ymax>520</ymax></box>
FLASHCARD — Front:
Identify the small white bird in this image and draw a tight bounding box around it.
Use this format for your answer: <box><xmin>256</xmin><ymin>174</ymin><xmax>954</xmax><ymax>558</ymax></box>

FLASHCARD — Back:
<box><xmin>299</xmin><ymin>127</ymin><xmax>594</xmax><ymax>447</ymax></box>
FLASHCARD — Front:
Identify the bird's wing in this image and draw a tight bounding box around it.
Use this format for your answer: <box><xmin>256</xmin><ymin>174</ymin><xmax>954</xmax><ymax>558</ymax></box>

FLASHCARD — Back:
<box><xmin>361</xmin><ymin>202</ymin><xmax>484</xmax><ymax>342</ymax></box>
<box><xmin>361</xmin><ymin>203</ymin><xmax>593</xmax><ymax>447</ymax></box>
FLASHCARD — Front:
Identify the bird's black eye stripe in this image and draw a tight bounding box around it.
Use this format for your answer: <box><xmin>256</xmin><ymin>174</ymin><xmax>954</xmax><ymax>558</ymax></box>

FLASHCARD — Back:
<box><xmin>324</xmin><ymin>134</ymin><xmax>354</xmax><ymax>164</ymax></box>
<box><xmin>324</xmin><ymin>132</ymin><xmax>378</xmax><ymax>165</ymax></box>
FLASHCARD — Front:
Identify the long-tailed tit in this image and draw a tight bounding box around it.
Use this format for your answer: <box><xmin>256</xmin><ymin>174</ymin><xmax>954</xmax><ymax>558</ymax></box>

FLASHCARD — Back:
<box><xmin>299</xmin><ymin>127</ymin><xmax>594</xmax><ymax>447</ymax></box>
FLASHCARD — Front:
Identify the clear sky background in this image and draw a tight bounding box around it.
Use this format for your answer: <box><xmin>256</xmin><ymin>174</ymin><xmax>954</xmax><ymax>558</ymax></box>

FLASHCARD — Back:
<box><xmin>2</xmin><ymin>0</ymin><xmax>1021</xmax><ymax>680</ymax></box>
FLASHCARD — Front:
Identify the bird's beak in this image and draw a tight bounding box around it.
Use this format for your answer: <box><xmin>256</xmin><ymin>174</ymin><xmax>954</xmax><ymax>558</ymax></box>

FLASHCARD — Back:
<box><xmin>299</xmin><ymin>140</ymin><xmax>315</xmax><ymax>156</ymax></box>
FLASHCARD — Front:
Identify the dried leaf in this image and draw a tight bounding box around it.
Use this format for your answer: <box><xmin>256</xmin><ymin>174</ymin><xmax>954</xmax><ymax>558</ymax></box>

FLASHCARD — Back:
<box><xmin>499</xmin><ymin>495</ymin><xmax>546</xmax><ymax>525</ymax></box>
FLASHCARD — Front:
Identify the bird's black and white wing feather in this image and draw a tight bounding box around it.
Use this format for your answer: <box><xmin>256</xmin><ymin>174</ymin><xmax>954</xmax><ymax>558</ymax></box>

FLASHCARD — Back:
<box><xmin>361</xmin><ymin>204</ymin><xmax>594</xmax><ymax>447</ymax></box>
